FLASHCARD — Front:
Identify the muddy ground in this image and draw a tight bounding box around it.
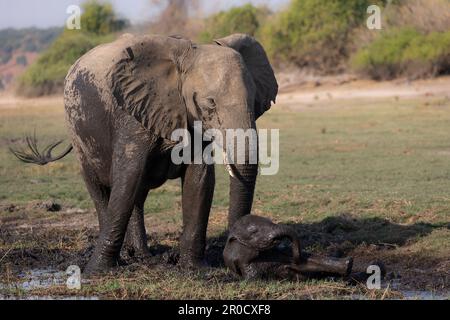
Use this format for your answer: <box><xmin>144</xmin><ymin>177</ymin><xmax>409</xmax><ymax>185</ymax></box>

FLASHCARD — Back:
<box><xmin>0</xmin><ymin>202</ymin><xmax>448</xmax><ymax>299</ymax></box>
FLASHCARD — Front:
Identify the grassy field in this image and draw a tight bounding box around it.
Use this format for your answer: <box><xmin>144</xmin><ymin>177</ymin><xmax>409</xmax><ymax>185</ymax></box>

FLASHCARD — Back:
<box><xmin>0</xmin><ymin>90</ymin><xmax>449</xmax><ymax>299</ymax></box>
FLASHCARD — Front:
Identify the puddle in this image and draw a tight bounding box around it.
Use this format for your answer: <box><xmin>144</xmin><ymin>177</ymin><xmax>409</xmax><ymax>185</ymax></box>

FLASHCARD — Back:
<box><xmin>390</xmin><ymin>279</ymin><xmax>449</xmax><ymax>300</ymax></box>
<box><xmin>1</xmin><ymin>268</ymin><xmax>447</xmax><ymax>300</ymax></box>
<box><xmin>0</xmin><ymin>268</ymin><xmax>98</xmax><ymax>300</ymax></box>
<box><xmin>400</xmin><ymin>290</ymin><xmax>449</xmax><ymax>300</ymax></box>
<box><xmin>347</xmin><ymin>291</ymin><xmax>449</xmax><ymax>300</ymax></box>
<box><xmin>347</xmin><ymin>280</ymin><xmax>449</xmax><ymax>300</ymax></box>
<box><xmin>17</xmin><ymin>269</ymin><xmax>67</xmax><ymax>290</ymax></box>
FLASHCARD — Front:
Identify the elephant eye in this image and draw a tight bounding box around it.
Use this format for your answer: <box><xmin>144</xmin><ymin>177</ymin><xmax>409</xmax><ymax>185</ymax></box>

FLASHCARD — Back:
<box><xmin>206</xmin><ymin>97</ymin><xmax>216</xmax><ymax>108</ymax></box>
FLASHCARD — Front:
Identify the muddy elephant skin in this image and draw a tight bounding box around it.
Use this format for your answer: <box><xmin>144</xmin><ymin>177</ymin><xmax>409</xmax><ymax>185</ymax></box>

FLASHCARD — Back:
<box><xmin>10</xmin><ymin>33</ymin><xmax>278</xmax><ymax>273</ymax></box>
<box><xmin>224</xmin><ymin>215</ymin><xmax>354</xmax><ymax>280</ymax></box>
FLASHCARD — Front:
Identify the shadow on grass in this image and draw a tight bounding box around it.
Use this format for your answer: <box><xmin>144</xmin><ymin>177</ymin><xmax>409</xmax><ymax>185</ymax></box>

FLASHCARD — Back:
<box><xmin>205</xmin><ymin>214</ymin><xmax>444</xmax><ymax>268</ymax></box>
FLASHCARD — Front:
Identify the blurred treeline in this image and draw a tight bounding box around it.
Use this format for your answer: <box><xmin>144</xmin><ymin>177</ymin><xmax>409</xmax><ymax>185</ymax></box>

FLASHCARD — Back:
<box><xmin>0</xmin><ymin>28</ymin><xmax>62</xmax><ymax>65</ymax></box>
<box><xmin>16</xmin><ymin>0</ymin><xmax>450</xmax><ymax>96</ymax></box>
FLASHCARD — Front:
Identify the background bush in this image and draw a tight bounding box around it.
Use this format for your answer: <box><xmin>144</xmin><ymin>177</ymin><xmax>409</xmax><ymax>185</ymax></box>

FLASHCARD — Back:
<box><xmin>17</xmin><ymin>32</ymin><xmax>113</xmax><ymax>96</ymax></box>
<box><xmin>352</xmin><ymin>28</ymin><xmax>450</xmax><ymax>80</ymax></box>
<box><xmin>198</xmin><ymin>4</ymin><xmax>269</xmax><ymax>43</ymax></box>
<box><xmin>259</xmin><ymin>0</ymin><xmax>375</xmax><ymax>72</ymax></box>
<box><xmin>16</xmin><ymin>1</ymin><xmax>126</xmax><ymax>97</ymax></box>
<box><xmin>81</xmin><ymin>0</ymin><xmax>128</xmax><ymax>35</ymax></box>
<box><xmin>351</xmin><ymin>0</ymin><xmax>450</xmax><ymax>80</ymax></box>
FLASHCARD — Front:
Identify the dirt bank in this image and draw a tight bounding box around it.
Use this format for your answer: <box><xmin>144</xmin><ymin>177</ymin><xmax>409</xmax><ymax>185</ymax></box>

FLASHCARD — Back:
<box><xmin>277</xmin><ymin>75</ymin><xmax>450</xmax><ymax>109</ymax></box>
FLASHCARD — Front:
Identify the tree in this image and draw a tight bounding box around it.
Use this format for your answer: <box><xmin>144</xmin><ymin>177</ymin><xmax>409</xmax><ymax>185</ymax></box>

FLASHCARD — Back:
<box><xmin>260</xmin><ymin>0</ymin><xmax>372</xmax><ymax>71</ymax></box>
<box><xmin>148</xmin><ymin>0</ymin><xmax>200</xmax><ymax>37</ymax></box>
<box><xmin>18</xmin><ymin>1</ymin><xmax>125</xmax><ymax>96</ymax></box>
<box><xmin>80</xmin><ymin>0</ymin><xmax>128</xmax><ymax>35</ymax></box>
<box><xmin>199</xmin><ymin>4</ymin><xmax>269</xmax><ymax>43</ymax></box>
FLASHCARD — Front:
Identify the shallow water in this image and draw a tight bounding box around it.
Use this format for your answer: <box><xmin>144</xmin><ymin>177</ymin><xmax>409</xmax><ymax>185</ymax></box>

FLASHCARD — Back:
<box><xmin>1</xmin><ymin>268</ymin><xmax>448</xmax><ymax>300</ymax></box>
<box><xmin>347</xmin><ymin>291</ymin><xmax>449</xmax><ymax>300</ymax></box>
<box><xmin>18</xmin><ymin>269</ymin><xmax>67</xmax><ymax>290</ymax></box>
<box><xmin>0</xmin><ymin>268</ymin><xmax>98</xmax><ymax>300</ymax></box>
<box><xmin>400</xmin><ymin>290</ymin><xmax>449</xmax><ymax>300</ymax></box>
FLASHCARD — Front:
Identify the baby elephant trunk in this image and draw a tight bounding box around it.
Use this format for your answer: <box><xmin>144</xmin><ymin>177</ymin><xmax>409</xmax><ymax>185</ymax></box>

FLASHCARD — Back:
<box><xmin>292</xmin><ymin>255</ymin><xmax>353</xmax><ymax>277</ymax></box>
<box><xmin>273</xmin><ymin>226</ymin><xmax>301</xmax><ymax>265</ymax></box>
<box><xmin>275</xmin><ymin>226</ymin><xmax>352</xmax><ymax>277</ymax></box>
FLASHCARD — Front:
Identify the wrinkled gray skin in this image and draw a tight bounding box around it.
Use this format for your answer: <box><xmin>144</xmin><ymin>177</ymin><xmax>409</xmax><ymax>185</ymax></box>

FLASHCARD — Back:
<box><xmin>224</xmin><ymin>215</ymin><xmax>353</xmax><ymax>280</ymax></box>
<box><xmin>11</xmin><ymin>34</ymin><xmax>278</xmax><ymax>273</ymax></box>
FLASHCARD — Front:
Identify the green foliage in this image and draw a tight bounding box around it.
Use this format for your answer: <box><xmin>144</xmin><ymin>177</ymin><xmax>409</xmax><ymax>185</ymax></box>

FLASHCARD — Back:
<box><xmin>260</xmin><ymin>0</ymin><xmax>373</xmax><ymax>71</ymax></box>
<box><xmin>18</xmin><ymin>31</ymin><xmax>113</xmax><ymax>96</ymax></box>
<box><xmin>352</xmin><ymin>28</ymin><xmax>450</xmax><ymax>79</ymax></box>
<box><xmin>199</xmin><ymin>4</ymin><xmax>269</xmax><ymax>43</ymax></box>
<box><xmin>18</xmin><ymin>1</ymin><xmax>126</xmax><ymax>96</ymax></box>
<box><xmin>81</xmin><ymin>0</ymin><xmax>128</xmax><ymax>35</ymax></box>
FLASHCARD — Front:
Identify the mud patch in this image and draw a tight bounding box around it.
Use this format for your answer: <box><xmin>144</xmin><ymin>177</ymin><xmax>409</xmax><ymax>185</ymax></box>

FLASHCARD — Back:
<box><xmin>0</xmin><ymin>206</ymin><xmax>448</xmax><ymax>299</ymax></box>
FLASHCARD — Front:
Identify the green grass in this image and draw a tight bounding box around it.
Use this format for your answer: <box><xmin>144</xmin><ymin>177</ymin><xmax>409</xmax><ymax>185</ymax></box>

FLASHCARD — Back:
<box><xmin>1</xmin><ymin>96</ymin><xmax>450</xmax><ymax>227</ymax></box>
<box><xmin>0</xmin><ymin>94</ymin><xmax>449</xmax><ymax>299</ymax></box>
<box><xmin>256</xmin><ymin>97</ymin><xmax>450</xmax><ymax>225</ymax></box>
<box><xmin>3</xmin><ymin>96</ymin><xmax>450</xmax><ymax>226</ymax></box>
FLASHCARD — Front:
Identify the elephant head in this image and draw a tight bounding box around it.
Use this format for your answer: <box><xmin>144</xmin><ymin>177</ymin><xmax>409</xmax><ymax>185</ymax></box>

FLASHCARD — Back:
<box><xmin>224</xmin><ymin>215</ymin><xmax>353</xmax><ymax>280</ymax></box>
<box><xmin>110</xmin><ymin>33</ymin><xmax>278</xmax><ymax>228</ymax></box>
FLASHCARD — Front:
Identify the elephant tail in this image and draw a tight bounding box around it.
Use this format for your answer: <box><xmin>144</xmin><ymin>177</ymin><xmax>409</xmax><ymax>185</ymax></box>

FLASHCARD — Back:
<box><xmin>9</xmin><ymin>132</ymin><xmax>73</xmax><ymax>165</ymax></box>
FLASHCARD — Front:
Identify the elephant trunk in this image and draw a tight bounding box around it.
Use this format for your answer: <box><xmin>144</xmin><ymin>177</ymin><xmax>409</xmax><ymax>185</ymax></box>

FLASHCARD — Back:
<box><xmin>222</xmin><ymin>114</ymin><xmax>259</xmax><ymax>228</ymax></box>
<box><xmin>228</xmin><ymin>163</ymin><xmax>258</xmax><ymax>228</ymax></box>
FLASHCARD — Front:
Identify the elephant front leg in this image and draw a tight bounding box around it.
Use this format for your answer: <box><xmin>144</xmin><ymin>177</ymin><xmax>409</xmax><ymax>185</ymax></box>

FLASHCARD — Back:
<box><xmin>179</xmin><ymin>164</ymin><xmax>215</xmax><ymax>268</ymax></box>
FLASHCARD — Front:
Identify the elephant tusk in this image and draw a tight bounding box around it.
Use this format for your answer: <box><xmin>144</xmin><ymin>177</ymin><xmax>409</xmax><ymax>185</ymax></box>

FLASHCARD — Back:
<box><xmin>223</xmin><ymin>150</ymin><xmax>236</xmax><ymax>178</ymax></box>
<box><xmin>226</xmin><ymin>164</ymin><xmax>236</xmax><ymax>178</ymax></box>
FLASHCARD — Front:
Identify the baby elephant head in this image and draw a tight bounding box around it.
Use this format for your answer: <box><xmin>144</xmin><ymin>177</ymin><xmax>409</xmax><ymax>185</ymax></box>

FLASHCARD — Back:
<box><xmin>224</xmin><ymin>215</ymin><xmax>353</xmax><ymax>280</ymax></box>
<box><xmin>223</xmin><ymin>215</ymin><xmax>301</xmax><ymax>279</ymax></box>
<box><xmin>229</xmin><ymin>215</ymin><xmax>300</xmax><ymax>257</ymax></box>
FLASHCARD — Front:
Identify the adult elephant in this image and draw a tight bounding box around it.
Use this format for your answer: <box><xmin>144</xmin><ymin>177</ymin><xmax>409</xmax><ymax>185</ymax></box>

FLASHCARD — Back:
<box><xmin>11</xmin><ymin>33</ymin><xmax>278</xmax><ymax>273</ymax></box>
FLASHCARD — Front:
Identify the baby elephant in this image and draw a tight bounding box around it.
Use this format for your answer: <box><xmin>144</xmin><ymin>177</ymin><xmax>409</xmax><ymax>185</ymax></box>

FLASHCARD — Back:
<box><xmin>223</xmin><ymin>215</ymin><xmax>353</xmax><ymax>280</ymax></box>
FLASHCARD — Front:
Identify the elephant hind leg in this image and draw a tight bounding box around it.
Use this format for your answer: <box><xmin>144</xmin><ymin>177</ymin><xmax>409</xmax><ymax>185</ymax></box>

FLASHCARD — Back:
<box><xmin>84</xmin><ymin>143</ymin><xmax>149</xmax><ymax>274</ymax></box>
<box><xmin>122</xmin><ymin>188</ymin><xmax>151</xmax><ymax>259</ymax></box>
<box><xmin>79</xmin><ymin>159</ymin><xmax>110</xmax><ymax>233</ymax></box>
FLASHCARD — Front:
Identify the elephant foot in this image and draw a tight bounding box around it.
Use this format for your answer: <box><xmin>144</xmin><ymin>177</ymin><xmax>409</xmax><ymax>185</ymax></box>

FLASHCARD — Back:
<box><xmin>122</xmin><ymin>230</ymin><xmax>151</xmax><ymax>259</ymax></box>
<box><xmin>178</xmin><ymin>239</ymin><xmax>208</xmax><ymax>270</ymax></box>
<box><xmin>178</xmin><ymin>254</ymin><xmax>209</xmax><ymax>270</ymax></box>
<box><xmin>83</xmin><ymin>235</ymin><xmax>122</xmax><ymax>275</ymax></box>
<box><xmin>120</xmin><ymin>243</ymin><xmax>152</xmax><ymax>261</ymax></box>
<box><xmin>83</xmin><ymin>254</ymin><xmax>118</xmax><ymax>275</ymax></box>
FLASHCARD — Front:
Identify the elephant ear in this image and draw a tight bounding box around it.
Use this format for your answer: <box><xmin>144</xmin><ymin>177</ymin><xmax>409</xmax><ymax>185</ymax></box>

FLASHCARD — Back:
<box><xmin>109</xmin><ymin>35</ymin><xmax>193</xmax><ymax>140</ymax></box>
<box><xmin>214</xmin><ymin>34</ymin><xmax>278</xmax><ymax>119</ymax></box>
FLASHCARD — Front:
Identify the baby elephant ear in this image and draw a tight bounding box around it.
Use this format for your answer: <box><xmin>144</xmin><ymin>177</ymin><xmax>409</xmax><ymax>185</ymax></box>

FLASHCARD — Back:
<box><xmin>214</xmin><ymin>34</ymin><xmax>278</xmax><ymax>119</ymax></box>
<box><xmin>110</xmin><ymin>35</ymin><xmax>191</xmax><ymax>140</ymax></box>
